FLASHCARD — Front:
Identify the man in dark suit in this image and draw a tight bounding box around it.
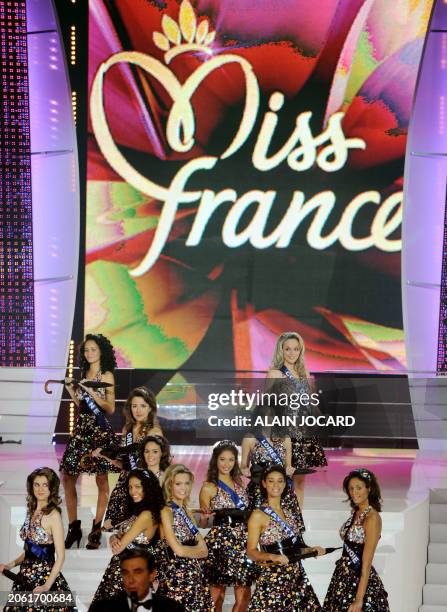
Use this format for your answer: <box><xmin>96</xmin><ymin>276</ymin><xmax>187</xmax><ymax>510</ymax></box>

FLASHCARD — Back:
<box><xmin>89</xmin><ymin>548</ymin><xmax>184</xmax><ymax>611</ymax></box>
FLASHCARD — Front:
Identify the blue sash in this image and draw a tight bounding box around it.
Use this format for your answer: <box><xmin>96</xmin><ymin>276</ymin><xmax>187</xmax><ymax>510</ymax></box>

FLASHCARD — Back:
<box><xmin>170</xmin><ymin>502</ymin><xmax>199</xmax><ymax>537</ymax></box>
<box><xmin>126</xmin><ymin>431</ymin><xmax>138</xmax><ymax>470</ymax></box>
<box><xmin>257</xmin><ymin>436</ymin><xmax>283</xmax><ymax>465</ymax></box>
<box><xmin>280</xmin><ymin>366</ymin><xmax>307</xmax><ymax>391</ymax></box>
<box><xmin>342</xmin><ymin>514</ymin><xmax>362</xmax><ymax>573</ymax></box>
<box><xmin>260</xmin><ymin>506</ymin><xmax>297</xmax><ymax>542</ymax></box>
<box><xmin>81</xmin><ymin>389</ymin><xmax>108</xmax><ymax>431</ymax></box>
<box><xmin>24</xmin><ymin>538</ymin><xmax>55</xmax><ymax>562</ymax></box>
<box><xmin>217</xmin><ymin>480</ymin><xmax>247</xmax><ymax>510</ymax></box>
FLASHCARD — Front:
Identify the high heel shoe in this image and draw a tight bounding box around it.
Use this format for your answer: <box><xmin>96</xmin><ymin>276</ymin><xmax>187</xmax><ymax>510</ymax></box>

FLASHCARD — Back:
<box><xmin>65</xmin><ymin>520</ymin><xmax>82</xmax><ymax>549</ymax></box>
<box><xmin>86</xmin><ymin>520</ymin><xmax>102</xmax><ymax>550</ymax></box>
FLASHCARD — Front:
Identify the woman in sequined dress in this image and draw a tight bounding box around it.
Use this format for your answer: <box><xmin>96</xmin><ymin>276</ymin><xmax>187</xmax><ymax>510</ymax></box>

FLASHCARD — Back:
<box><xmin>267</xmin><ymin>331</ymin><xmax>327</xmax><ymax>509</ymax></box>
<box><xmin>241</xmin><ymin>409</ymin><xmax>305</xmax><ymax>534</ymax></box>
<box><xmin>324</xmin><ymin>469</ymin><xmax>390</xmax><ymax>612</ymax></box>
<box><xmin>158</xmin><ymin>464</ymin><xmax>214</xmax><ymax>611</ymax></box>
<box><xmin>1</xmin><ymin>468</ymin><xmax>75</xmax><ymax>612</ymax></box>
<box><xmin>95</xmin><ymin>387</ymin><xmax>163</xmax><ymax>529</ymax></box>
<box><xmin>60</xmin><ymin>333</ymin><xmax>119</xmax><ymax>550</ymax></box>
<box><xmin>247</xmin><ymin>465</ymin><xmax>323</xmax><ymax>611</ymax></box>
<box><xmin>90</xmin><ymin>469</ymin><xmax>166</xmax><ymax>606</ymax></box>
<box><xmin>199</xmin><ymin>441</ymin><xmax>255</xmax><ymax>611</ymax></box>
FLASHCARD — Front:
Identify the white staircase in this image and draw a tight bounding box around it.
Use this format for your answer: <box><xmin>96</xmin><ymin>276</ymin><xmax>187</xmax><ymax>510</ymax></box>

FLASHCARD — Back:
<box><xmin>419</xmin><ymin>490</ymin><xmax>447</xmax><ymax>612</ymax></box>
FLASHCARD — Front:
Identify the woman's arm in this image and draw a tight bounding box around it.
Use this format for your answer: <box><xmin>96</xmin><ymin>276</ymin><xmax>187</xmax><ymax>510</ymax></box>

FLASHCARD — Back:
<box><xmin>80</xmin><ymin>371</ymin><xmax>115</xmax><ymax>415</ymax></box>
<box><xmin>161</xmin><ymin>507</ymin><xmax>207</xmax><ymax>559</ymax></box>
<box><xmin>241</xmin><ymin>436</ymin><xmax>255</xmax><ymax>476</ymax></box>
<box><xmin>111</xmin><ymin>511</ymin><xmax>155</xmax><ymax>555</ymax></box>
<box><xmin>247</xmin><ymin>511</ymin><xmax>288</xmax><ymax>565</ymax></box>
<box><xmin>348</xmin><ymin>512</ymin><xmax>382</xmax><ymax>612</ymax></box>
<box><xmin>64</xmin><ymin>378</ymin><xmax>79</xmax><ymax>407</ymax></box>
<box><xmin>0</xmin><ymin>552</ymin><xmax>25</xmax><ymax>572</ymax></box>
<box><xmin>265</xmin><ymin>368</ymin><xmax>283</xmax><ymax>391</ymax></box>
<box><xmin>199</xmin><ymin>482</ymin><xmax>216</xmax><ymax>527</ymax></box>
<box><xmin>284</xmin><ymin>436</ymin><xmax>295</xmax><ymax>476</ymax></box>
<box><xmin>33</xmin><ymin>512</ymin><xmax>65</xmax><ymax>592</ymax></box>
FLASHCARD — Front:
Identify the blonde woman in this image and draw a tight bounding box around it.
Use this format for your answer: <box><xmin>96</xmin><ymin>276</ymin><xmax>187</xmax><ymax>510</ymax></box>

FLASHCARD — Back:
<box><xmin>267</xmin><ymin>332</ymin><xmax>327</xmax><ymax>508</ymax></box>
<box><xmin>158</xmin><ymin>464</ymin><xmax>214</xmax><ymax>611</ymax></box>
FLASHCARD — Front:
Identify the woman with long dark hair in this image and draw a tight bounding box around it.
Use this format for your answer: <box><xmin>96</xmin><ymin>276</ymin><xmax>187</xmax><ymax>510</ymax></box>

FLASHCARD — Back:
<box><xmin>199</xmin><ymin>441</ymin><xmax>255</xmax><ymax>611</ymax></box>
<box><xmin>267</xmin><ymin>331</ymin><xmax>327</xmax><ymax>509</ymax></box>
<box><xmin>90</xmin><ymin>469</ymin><xmax>166</xmax><ymax>606</ymax></box>
<box><xmin>0</xmin><ymin>468</ymin><xmax>74</xmax><ymax>612</ymax></box>
<box><xmin>247</xmin><ymin>465</ymin><xmax>323</xmax><ymax>611</ymax></box>
<box><xmin>158</xmin><ymin>464</ymin><xmax>214</xmax><ymax>611</ymax></box>
<box><xmin>139</xmin><ymin>434</ymin><xmax>171</xmax><ymax>482</ymax></box>
<box><xmin>324</xmin><ymin>468</ymin><xmax>390</xmax><ymax>612</ymax></box>
<box><xmin>60</xmin><ymin>333</ymin><xmax>119</xmax><ymax>550</ymax></box>
<box><xmin>94</xmin><ymin>387</ymin><xmax>163</xmax><ymax>529</ymax></box>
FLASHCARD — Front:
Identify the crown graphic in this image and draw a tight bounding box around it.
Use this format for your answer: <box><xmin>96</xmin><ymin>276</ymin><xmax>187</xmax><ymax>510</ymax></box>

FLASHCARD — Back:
<box><xmin>153</xmin><ymin>0</ymin><xmax>216</xmax><ymax>64</ymax></box>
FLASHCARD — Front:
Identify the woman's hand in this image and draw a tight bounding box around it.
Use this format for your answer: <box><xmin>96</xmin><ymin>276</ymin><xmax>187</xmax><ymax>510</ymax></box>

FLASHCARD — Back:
<box><xmin>33</xmin><ymin>583</ymin><xmax>50</xmax><ymax>594</ymax></box>
<box><xmin>0</xmin><ymin>563</ymin><xmax>11</xmax><ymax>573</ymax></box>
<box><xmin>241</xmin><ymin>467</ymin><xmax>251</xmax><ymax>477</ymax></box>
<box><xmin>286</xmin><ymin>466</ymin><xmax>295</xmax><ymax>477</ymax></box>
<box><xmin>111</xmin><ymin>537</ymin><xmax>125</xmax><ymax>555</ymax></box>
<box><xmin>64</xmin><ymin>377</ymin><xmax>75</xmax><ymax>388</ymax></box>
<box><xmin>270</xmin><ymin>553</ymin><xmax>289</xmax><ymax>565</ymax></box>
<box><xmin>91</xmin><ymin>448</ymin><xmax>103</xmax><ymax>458</ymax></box>
<box><xmin>312</xmin><ymin>546</ymin><xmax>326</xmax><ymax>557</ymax></box>
<box><xmin>348</xmin><ymin>599</ymin><xmax>363</xmax><ymax>612</ymax></box>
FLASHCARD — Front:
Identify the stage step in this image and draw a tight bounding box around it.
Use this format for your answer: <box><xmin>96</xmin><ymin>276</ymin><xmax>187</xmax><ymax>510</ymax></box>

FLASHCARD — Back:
<box><xmin>421</xmin><ymin>492</ymin><xmax>447</xmax><ymax>610</ymax></box>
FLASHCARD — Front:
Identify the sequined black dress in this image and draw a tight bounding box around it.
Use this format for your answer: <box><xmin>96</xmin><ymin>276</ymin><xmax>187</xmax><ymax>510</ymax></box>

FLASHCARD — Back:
<box><xmin>157</xmin><ymin>508</ymin><xmax>214</xmax><ymax>611</ymax></box>
<box><xmin>247</xmin><ymin>436</ymin><xmax>305</xmax><ymax>532</ymax></box>
<box><xmin>4</xmin><ymin>511</ymin><xmax>75</xmax><ymax>612</ymax></box>
<box><xmin>204</xmin><ymin>482</ymin><xmax>257</xmax><ymax>587</ymax></box>
<box><xmin>324</xmin><ymin>507</ymin><xmax>390</xmax><ymax>611</ymax></box>
<box><xmin>59</xmin><ymin>372</ymin><xmax>120</xmax><ymax>476</ymax></box>
<box><xmin>248</xmin><ymin>506</ymin><xmax>321</xmax><ymax>611</ymax></box>
<box><xmin>271</xmin><ymin>377</ymin><xmax>327</xmax><ymax>469</ymax></box>
<box><xmin>90</xmin><ymin>514</ymin><xmax>167</xmax><ymax>605</ymax></box>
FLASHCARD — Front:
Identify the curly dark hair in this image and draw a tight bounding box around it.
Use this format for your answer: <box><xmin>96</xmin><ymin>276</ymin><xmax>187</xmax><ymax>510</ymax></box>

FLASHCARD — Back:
<box><xmin>343</xmin><ymin>468</ymin><xmax>382</xmax><ymax>512</ymax></box>
<box><xmin>126</xmin><ymin>469</ymin><xmax>165</xmax><ymax>525</ymax></box>
<box><xmin>123</xmin><ymin>387</ymin><xmax>158</xmax><ymax>435</ymax></box>
<box><xmin>206</xmin><ymin>441</ymin><xmax>243</xmax><ymax>486</ymax></box>
<box><xmin>139</xmin><ymin>435</ymin><xmax>172</xmax><ymax>472</ymax></box>
<box><xmin>79</xmin><ymin>333</ymin><xmax>117</xmax><ymax>377</ymax></box>
<box><xmin>259</xmin><ymin>464</ymin><xmax>289</xmax><ymax>502</ymax></box>
<box><xmin>26</xmin><ymin>467</ymin><xmax>62</xmax><ymax>516</ymax></box>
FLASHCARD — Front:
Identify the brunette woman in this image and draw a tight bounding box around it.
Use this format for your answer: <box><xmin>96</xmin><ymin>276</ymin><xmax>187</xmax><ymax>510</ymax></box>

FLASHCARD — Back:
<box><xmin>324</xmin><ymin>468</ymin><xmax>390</xmax><ymax>612</ymax></box>
<box><xmin>1</xmin><ymin>468</ymin><xmax>74</xmax><ymax>612</ymax></box>
<box><xmin>90</xmin><ymin>469</ymin><xmax>166</xmax><ymax>606</ymax></box>
<box><xmin>60</xmin><ymin>333</ymin><xmax>119</xmax><ymax>549</ymax></box>
<box><xmin>139</xmin><ymin>434</ymin><xmax>171</xmax><ymax>484</ymax></box>
<box><xmin>247</xmin><ymin>465</ymin><xmax>323</xmax><ymax>611</ymax></box>
<box><xmin>200</xmin><ymin>441</ymin><xmax>255</xmax><ymax>611</ymax></box>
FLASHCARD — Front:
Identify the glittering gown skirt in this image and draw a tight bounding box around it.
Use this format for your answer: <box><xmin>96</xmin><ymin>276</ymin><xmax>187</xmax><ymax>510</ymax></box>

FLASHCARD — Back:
<box><xmin>104</xmin><ymin>470</ymin><xmax>129</xmax><ymax>526</ymax></box>
<box><xmin>323</xmin><ymin>551</ymin><xmax>390</xmax><ymax>611</ymax></box>
<box><xmin>248</xmin><ymin>560</ymin><xmax>321</xmax><ymax>611</ymax></box>
<box><xmin>90</xmin><ymin>519</ymin><xmax>166</xmax><ymax>605</ymax></box>
<box><xmin>4</xmin><ymin>513</ymin><xmax>75</xmax><ymax>612</ymax></box>
<box><xmin>59</xmin><ymin>400</ymin><xmax>120</xmax><ymax>476</ymax></box>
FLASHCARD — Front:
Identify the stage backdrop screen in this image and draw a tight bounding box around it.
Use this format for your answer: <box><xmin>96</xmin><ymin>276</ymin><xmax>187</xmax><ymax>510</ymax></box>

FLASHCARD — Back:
<box><xmin>86</xmin><ymin>0</ymin><xmax>433</xmax><ymax>373</ymax></box>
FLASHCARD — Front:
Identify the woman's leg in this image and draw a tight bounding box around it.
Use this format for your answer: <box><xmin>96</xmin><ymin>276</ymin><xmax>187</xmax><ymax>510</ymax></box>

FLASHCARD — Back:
<box><xmin>94</xmin><ymin>473</ymin><xmax>110</xmax><ymax>523</ymax></box>
<box><xmin>62</xmin><ymin>473</ymin><xmax>79</xmax><ymax>522</ymax></box>
<box><xmin>210</xmin><ymin>585</ymin><xmax>226</xmax><ymax>612</ymax></box>
<box><xmin>293</xmin><ymin>474</ymin><xmax>306</xmax><ymax>510</ymax></box>
<box><xmin>233</xmin><ymin>585</ymin><xmax>251</xmax><ymax>611</ymax></box>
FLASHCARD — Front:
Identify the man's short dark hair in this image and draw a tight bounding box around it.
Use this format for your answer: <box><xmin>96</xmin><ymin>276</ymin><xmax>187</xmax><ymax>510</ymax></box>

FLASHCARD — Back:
<box><xmin>119</xmin><ymin>547</ymin><xmax>156</xmax><ymax>571</ymax></box>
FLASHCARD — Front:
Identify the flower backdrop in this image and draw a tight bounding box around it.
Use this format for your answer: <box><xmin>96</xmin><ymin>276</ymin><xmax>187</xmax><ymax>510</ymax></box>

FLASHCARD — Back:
<box><xmin>86</xmin><ymin>0</ymin><xmax>433</xmax><ymax>373</ymax></box>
